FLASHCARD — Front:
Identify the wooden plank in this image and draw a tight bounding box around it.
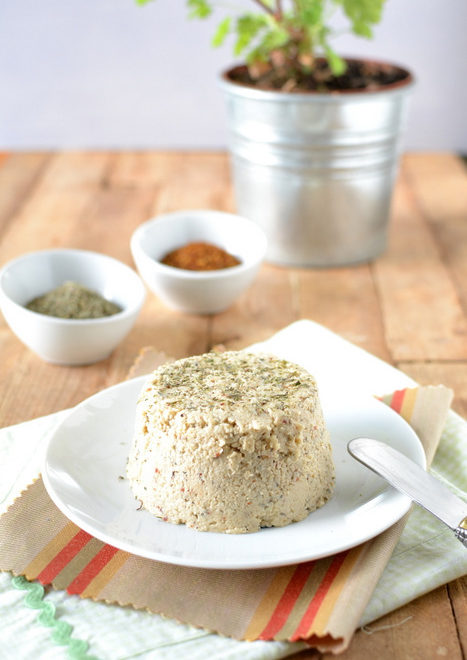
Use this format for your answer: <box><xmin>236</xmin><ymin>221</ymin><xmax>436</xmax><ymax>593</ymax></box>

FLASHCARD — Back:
<box><xmin>0</xmin><ymin>330</ymin><xmax>111</xmax><ymax>426</ymax></box>
<box><xmin>403</xmin><ymin>153</ymin><xmax>467</xmax><ymax>314</ymax></box>
<box><xmin>147</xmin><ymin>152</ymin><xmax>234</xmax><ymax>215</ymax></box>
<box><xmin>113</xmin><ymin>297</ymin><xmax>210</xmax><ymax>363</ymax></box>
<box><xmin>0</xmin><ymin>152</ymin><xmax>113</xmax><ymax>263</ymax></box>
<box><xmin>38</xmin><ymin>151</ymin><xmax>113</xmax><ymax>191</ymax></box>
<box><xmin>109</xmin><ymin>151</ymin><xmax>234</xmax><ymax>212</ymax></box>
<box><xmin>58</xmin><ymin>185</ymin><xmax>156</xmax><ymax>265</ymax></box>
<box><xmin>318</xmin><ymin>586</ymin><xmax>461</xmax><ymax>660</ymax></box>
<box><xmin>289</xmin><ymin>584</ymin><xmax>465</xmax><ymax>660</ymax></box>
<box><xmin>0</xmin><ymin>153</ymin><xmax>50</xmax><ymax>236</ymax></box>
<box><xmin>296</xmin><ymin>265</ymin><xmax>391</xmax><ymax>362</ymax></box>
<box><xmin>448</xmin><ymin>577</ymin><xmax>467</xmax><ymax>659</ymax></box>
<box><xmin>108</xmin><ymin>151</ymin><xmax>191</xmax><ymax>187</ymax></box>
<box><xmin>210</xmin><ymin>264</ymin><xmax>297</xmax><ymax>350</ymax></box>
<box><xmin>397</xmin><ymin>361</ymin><xmax>467</xmax><ymax>418</ymax></box>
<box><xmin>372</xmin><ymin>162</ymin><xmax>467</xmax><ymax>362</ymax></box>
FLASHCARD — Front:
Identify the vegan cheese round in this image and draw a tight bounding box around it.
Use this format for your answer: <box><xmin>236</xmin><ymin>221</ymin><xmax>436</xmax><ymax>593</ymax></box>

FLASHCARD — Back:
<box><xmin>126</xmin><ymin>351</ymin><xmax>334</xmax><ymax>533</ymax></box>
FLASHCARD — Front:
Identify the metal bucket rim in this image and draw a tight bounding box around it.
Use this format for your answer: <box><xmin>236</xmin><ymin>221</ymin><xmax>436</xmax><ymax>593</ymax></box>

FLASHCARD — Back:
<box><xmin>219</xmin><ymin>57</ymin><xmax>415</xmax><ymax>102</ymax></box>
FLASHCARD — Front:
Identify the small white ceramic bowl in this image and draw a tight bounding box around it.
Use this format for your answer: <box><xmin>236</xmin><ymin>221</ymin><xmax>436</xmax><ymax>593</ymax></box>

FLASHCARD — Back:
<box><xmin>130</xmin><ymin>210</ymin><xmax>267</xmax><ymax>314</ymax></box>
<box><xmin>0</xmin><ymin>249</ymin><xmax>146</xmax><ymax>365</ymax></box>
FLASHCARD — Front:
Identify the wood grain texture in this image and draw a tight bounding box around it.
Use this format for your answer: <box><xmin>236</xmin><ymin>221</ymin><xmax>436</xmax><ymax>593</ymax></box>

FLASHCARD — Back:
<box><xmin>0</xmin><ymin>152</ymin><xmax>113</xmax><ymax>263</ymax></box>
<box><xmin>373</xmin><ymin>164</ymin><xmax>467</xmax><ymax>362</ymax></box>
<box><xmin>109</xmin><ymin>150</ymin><xmax>234</xmax><ymax>214</ymax></box>
<box><xmin>404</xmin><ymin>153</ymin><xmax>467</xmax><ymax>315</ymax></box>
<box><xmin>0</xmin><ymin>151</ymin><xmax>466</xmax><ymax>659</ymax></box>
<box><xmin>210</xmin><ymin>264</ymin><xmax>298</xmax><ymax>350</ymax></box>
<box><xmin>291</xmin><ymin>586</ymin><xmax>464</xmax><ymax>660</ymax></box>
<box><xmin>324</xmin><ymin>586</ymin><xmax>463</xmax><ymax>660</ymax></box>
<box><xmin>448</xmin><ymin>578</ymin><xmax>467</xmax><ymax>659</ymax></box>
<box><xmin>0</xmin><ymin>153</ymin><xmax>50</xmax><ymax>234</ymax></box>
<box><xmin>296</xmin><ymin>265</ymin><xmax>391</xmax><ymax>362</ymax></box>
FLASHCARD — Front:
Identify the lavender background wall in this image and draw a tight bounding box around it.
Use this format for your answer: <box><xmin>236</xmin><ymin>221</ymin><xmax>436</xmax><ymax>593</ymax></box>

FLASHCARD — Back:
<box><xmin>1</xmin><ymin>0</ymin><xmax>466</xmax><ymax>150</ymax></box>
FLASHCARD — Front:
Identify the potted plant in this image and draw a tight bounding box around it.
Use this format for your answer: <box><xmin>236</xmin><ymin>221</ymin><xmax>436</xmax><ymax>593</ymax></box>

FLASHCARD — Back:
<box><xmin>136</xmin><ymin>1</ymin><xmax>414</xmax><ymax>266</ymax></box>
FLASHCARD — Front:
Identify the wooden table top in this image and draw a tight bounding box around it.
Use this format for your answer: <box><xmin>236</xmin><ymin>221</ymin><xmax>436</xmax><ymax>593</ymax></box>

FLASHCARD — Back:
<box><xmin>0</xmin><ymin>151</ymin><xmax>465</xmax><ymax>659</ymax></box>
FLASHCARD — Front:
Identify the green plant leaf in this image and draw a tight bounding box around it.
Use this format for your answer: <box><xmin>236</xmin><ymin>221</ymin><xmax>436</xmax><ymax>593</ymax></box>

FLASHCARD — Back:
<box><xmin>212</xmin><ymin>17</ymin><xmax>231</xmax><ymax>47</ymax></box>
<box><xmin>352</xmin><ymin>20</ymin><xmax>373</xmax><ymax>37</ymax></box>
<box><xmin>324</xmin><ymin>45</ymin><xmax>347</xmax><ymax>75</ymax></box>
<box><xmin>298</xmin><ymin>0</ymin><xmax>324</xmax><ymax>27</ymax></box>
<box><xmin>259</xmin><ymin>26</ymin><xmax>291</xmax><ymax>52</ymax></box>
<box><xmin>234</xmin><ymin>14</ymin><xmax>269</xmax><ymax>56</ymax></box>
<box><xmin>187</xmin><ymin>0</ymin><xmax>212</xmax><ymax>19</ymax></box>
<box><xmin>245</xmin><ymin>25</ymin><xmax>290</xmax><ymax>65</ymax></box>
<box><xmin>343</xmin><ymin>0</ymin><xmax>385</xmax><ymax>38</ymax></box>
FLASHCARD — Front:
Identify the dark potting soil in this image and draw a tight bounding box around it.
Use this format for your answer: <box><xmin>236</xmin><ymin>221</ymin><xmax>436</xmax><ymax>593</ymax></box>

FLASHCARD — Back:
<box><xmin>227</xmin><ymin>59</ymin><xmax>411</xmax><ymax>93</ymax></box>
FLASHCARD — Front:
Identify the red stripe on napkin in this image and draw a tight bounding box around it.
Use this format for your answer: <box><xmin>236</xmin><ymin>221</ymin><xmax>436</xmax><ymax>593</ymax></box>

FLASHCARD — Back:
<box><xmin>390</xmin><ymin>389</ymin><xmax>407</xmax><ymax>414</ymax></box>
<box><xmin>259</xmin><ymin>562</ymin><xmax>315</xmax><ymax>640</ymax></box>
<box><xmin>67</xmin><ymin>544</ymin><xmax>120</xmax><ymax>595</ymax></box>
<box><xmin>290</xmin><ymin>551</ymin><xmax>348</xmax><ymax>641</ymax></box>
<box><xmin>37</xmin><ymin>529</ymin><xmax>93</xmax><ymax>585</ymax></box>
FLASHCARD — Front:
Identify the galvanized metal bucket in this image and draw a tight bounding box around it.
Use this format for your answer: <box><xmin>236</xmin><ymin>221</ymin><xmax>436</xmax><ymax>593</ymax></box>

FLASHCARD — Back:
<box><xmin>220</xmin><ymin>63</ymin><xmax>414</xmax><ymax>267</ymax></box>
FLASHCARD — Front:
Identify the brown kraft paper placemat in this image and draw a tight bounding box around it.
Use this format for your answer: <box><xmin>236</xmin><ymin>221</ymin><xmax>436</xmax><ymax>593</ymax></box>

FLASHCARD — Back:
<box><xmin>0</xmin><ymin>348</ymin><xmax>454</xmax><ymax>654</ymax></box>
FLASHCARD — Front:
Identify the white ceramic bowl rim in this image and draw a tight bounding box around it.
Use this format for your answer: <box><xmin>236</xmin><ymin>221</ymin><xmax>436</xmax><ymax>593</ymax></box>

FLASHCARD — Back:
<box><xmin>0</xmin><ymin>248</ymin><xmax>145</xmax><ymax>325</ymax></box>
<box><xmin>131</xmin><ymin>210</ymin><xmax>267</xmax><ymax>280</ymax></box>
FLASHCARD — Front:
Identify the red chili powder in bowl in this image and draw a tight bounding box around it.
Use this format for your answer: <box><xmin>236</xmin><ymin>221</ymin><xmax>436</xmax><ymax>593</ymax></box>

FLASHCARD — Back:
<box><xmin>161</xmin><ymin>242</ymin><xmax>241</xmax><ymax>271</ymax></box>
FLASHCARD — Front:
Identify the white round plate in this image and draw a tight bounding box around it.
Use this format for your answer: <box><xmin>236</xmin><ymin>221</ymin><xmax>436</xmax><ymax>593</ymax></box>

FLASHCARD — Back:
<box><xmin>42</xmin><ymin>376</ymin><xmax>425</xmax><ymax>569</ymax></box>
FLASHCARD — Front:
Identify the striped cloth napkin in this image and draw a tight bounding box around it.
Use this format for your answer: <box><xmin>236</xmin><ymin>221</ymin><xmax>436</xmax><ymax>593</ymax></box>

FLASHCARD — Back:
<box><xmin>0</xmin><ymin>321</ymin><xmax>465</xmax><ymax>658</ymax></box>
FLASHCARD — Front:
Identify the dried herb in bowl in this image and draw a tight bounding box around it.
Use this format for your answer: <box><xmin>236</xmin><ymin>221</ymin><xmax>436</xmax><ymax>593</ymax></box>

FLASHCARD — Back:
<box><xmin>26</xmin><ymin>281</ymin><xmax>122</xmax><ymax>319</ymax></box>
